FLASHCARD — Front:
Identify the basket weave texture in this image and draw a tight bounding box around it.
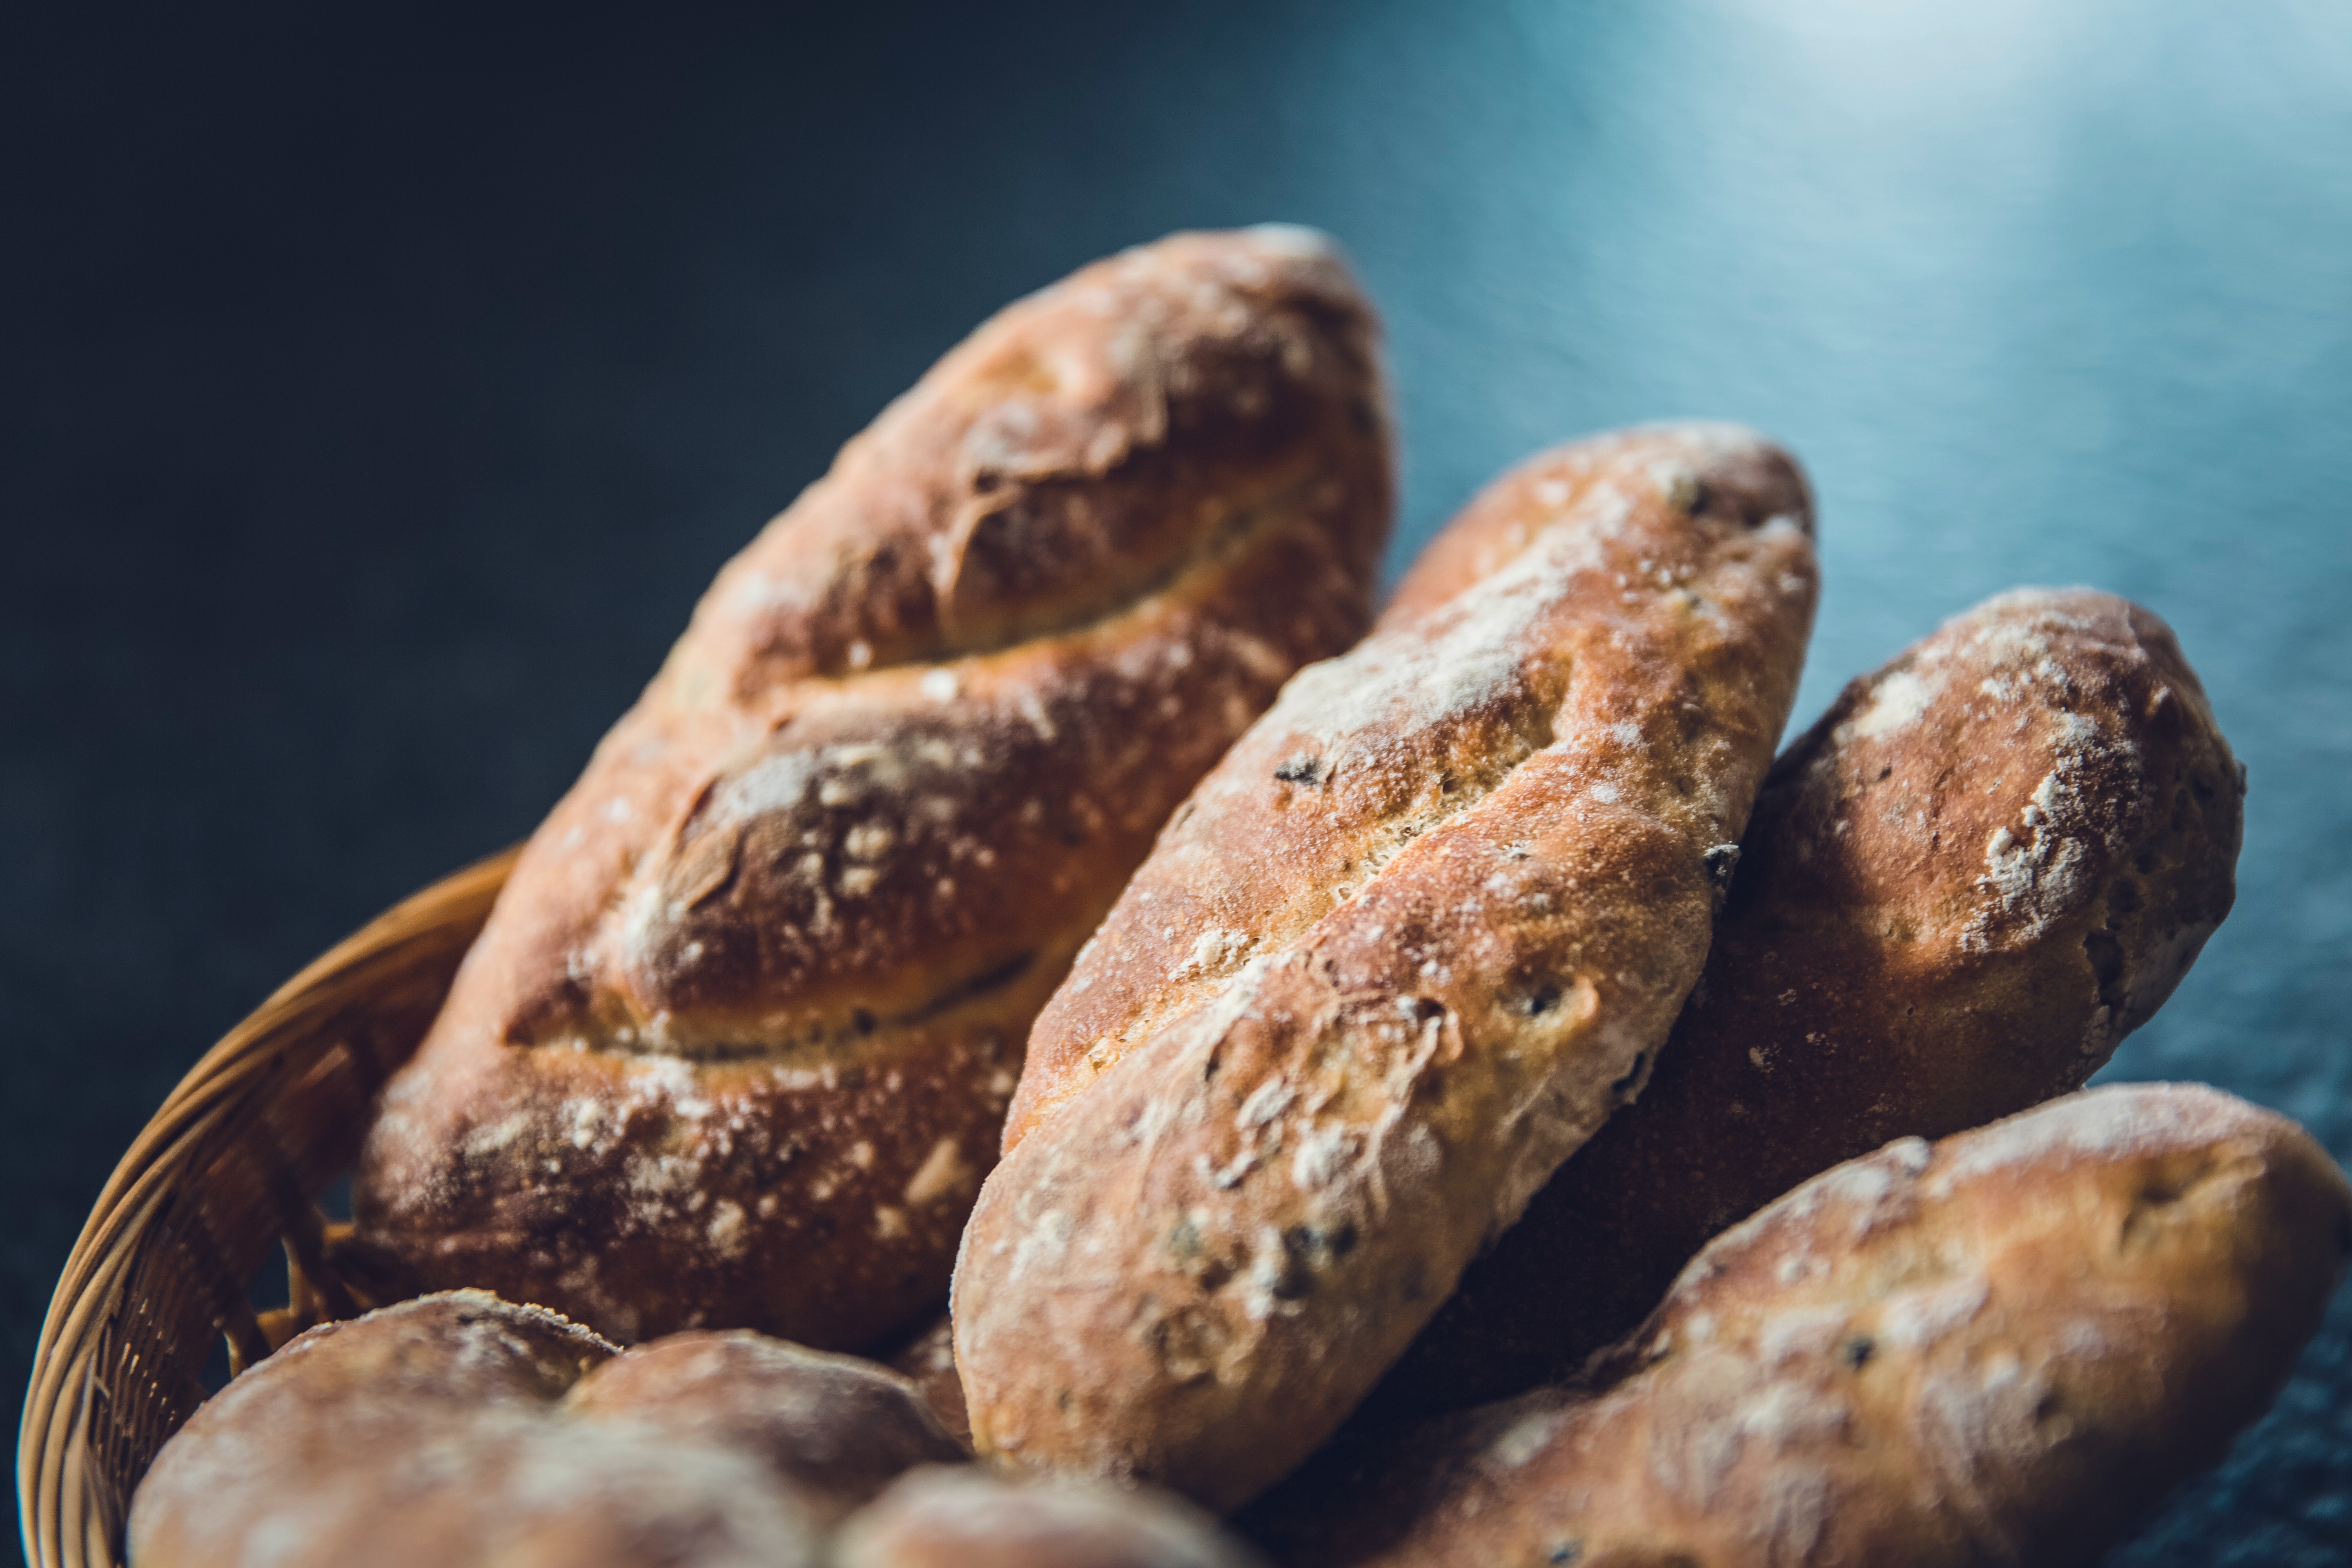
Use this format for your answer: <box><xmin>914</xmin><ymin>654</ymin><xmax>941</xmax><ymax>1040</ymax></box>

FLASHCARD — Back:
<box><xmin>16</xmin><ymin>848</ymin><xmax>519</xmax><ymax>1568</ymax></box>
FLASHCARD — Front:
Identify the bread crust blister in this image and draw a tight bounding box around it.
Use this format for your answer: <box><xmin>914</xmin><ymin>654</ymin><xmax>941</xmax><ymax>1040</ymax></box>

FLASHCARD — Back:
<box><xmin>954</xmin><ymin>424</ymin><xmax>1819</xmax><ymax>1508</ymax></box>
<box><xmin>1369</xmin><ymin>586</ymin><xmax>2245</xmax><ymax>1415</ymax></box>
<box><xmin>351</xmin><ymin>227</ymin><xmax>1394</xmax><ymax>1349</ymax></box>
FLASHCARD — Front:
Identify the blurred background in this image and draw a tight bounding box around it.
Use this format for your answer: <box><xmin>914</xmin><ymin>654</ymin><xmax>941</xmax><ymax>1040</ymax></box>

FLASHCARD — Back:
<box><xmin>6</xmin><ymin>0</ymin><xmax>2349</xmax><ymax>1557</ymax></box>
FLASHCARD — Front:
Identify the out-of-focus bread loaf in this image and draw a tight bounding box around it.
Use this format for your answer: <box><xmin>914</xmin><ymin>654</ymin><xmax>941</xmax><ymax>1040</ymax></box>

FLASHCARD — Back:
<box><xmin>128</xmin><ymin>1293</ymin><xmax>826</xmax><ymax>1568</ymax></box>
<box><xmin>833</xmin><ymin>1467</ymin><xmax>1267</xmax><ymax>1568</ymax></box>
<box><xmin>561</xmin><ymin>1330</ymin><xmax>963</xmax><ymax>1522</ymax></box>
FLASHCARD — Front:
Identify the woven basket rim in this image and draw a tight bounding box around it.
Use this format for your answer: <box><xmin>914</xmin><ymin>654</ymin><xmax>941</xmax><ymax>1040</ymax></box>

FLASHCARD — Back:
<box><xmin>16</xmin><ymin>845</ymin><xmax>519</xmax><ymax>1568</ymax></box>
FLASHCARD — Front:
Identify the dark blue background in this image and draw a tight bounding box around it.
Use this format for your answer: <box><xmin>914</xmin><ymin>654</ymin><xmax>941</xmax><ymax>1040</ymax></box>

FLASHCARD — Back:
<box><xmin>7</xmin><ymin>2</ymin><xmax>2349</xmax><ymax>1559</ymax></box>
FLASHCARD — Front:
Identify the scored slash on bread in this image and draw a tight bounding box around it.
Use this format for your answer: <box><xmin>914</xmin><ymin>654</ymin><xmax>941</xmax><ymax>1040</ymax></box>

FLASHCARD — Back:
<box><xmin>1366</xmin><ymin>586</ymin><xmax>2246</xmax><ymax>1417</ymax></box>
<box><xmin>1252</xmin><ymin>1084</ymin><xmax>2352</xmax><ymax>1568</ymax></box>
<box><xmin>953</xmin><ymin>424</ymin><xmax>1820</xmax><ymax>1508</ymax></box>
<box><xmin>347</xmin><ymin>227</ymin><xmax>1395</xmax><ymax>1350</ymax></box>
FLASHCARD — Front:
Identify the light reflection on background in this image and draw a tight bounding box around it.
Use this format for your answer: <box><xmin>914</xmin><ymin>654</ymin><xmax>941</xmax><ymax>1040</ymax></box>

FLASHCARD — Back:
<box><xmin>764</xmin><ymin>7</ymin><xmax>2352</xmax><ymax>1552</ymax></box>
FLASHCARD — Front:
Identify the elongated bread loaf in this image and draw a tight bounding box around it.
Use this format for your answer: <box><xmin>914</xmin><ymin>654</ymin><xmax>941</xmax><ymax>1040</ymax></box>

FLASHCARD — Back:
<box><xmin>1262</xmin><ymin>1084</ymin><xmax>2352</xmax><ymax>1568</ymax></box>
<box><xmin>351</xmin><ymin>227</ymin><xmax>1392</xmax><ymax>1347</ymax></box>
<box><xmin>1368</xmin><ymin>587</ymin><xmax>2243</xmax><ymax>1416</ymax></box>
<box><xmin>953</xmin><ymin>425</ymin><xmax>1818</xmax><ymax>1508</ymax></box>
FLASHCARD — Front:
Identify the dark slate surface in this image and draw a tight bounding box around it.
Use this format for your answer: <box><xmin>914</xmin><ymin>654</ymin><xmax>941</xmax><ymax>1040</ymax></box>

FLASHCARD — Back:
<box><xmin>7</xmin><ymin>2</ymin><xmax>2348</xmax><ymax>1559</ymax></box>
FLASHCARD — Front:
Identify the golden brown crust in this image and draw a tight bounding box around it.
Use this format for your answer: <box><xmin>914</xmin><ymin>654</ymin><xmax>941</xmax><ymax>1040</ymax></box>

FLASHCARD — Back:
<box><xmin>564</xmin><ymin>1330</ymin><xmax>964</xmax><ymax>1523</ymax></box>
<box><xmin>1368</xmin><ymin>587</ymin><xmax>2244</xmax><ymax>1415</ymax></box>
<box><xmin>1260</xmin><ymin>1085</ymin><xmax>2352</xmax><ymax>1568</ymax></box>
<box><xmin>1368</xmin><ymin>430</ymin><xmax>1809</xmax><ymax>635</ymax></box>
<box><xmin>833</xmin><ymin>1467</ymin><xmax>1266</xmax><ymax>1568</ymax></box>
<box><xmin>127</xmin><ymin>1292</ymin><xmax>829</xmax><ymax>1568</ymax></box>
<box><xmin>350</xmin><ymin>227</ymin><xmax>1393</xmax><ymax>1347</ymax></box>
<box><xmin>1006</xmin><ymin>425</ymin><xmax>1815</xmax><ymax>1148</ymax></box>
<box><xmin>955</xmin><ymin>425</ymin><xmax>1817</xmax><ymax>1508</ymax></box>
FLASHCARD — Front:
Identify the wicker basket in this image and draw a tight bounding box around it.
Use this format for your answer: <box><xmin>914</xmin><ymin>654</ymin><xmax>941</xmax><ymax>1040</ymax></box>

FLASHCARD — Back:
<box><xmin>15</xmin><ymin>847</ymin><xmax>520</xmax><ymax>1568</ymax></box>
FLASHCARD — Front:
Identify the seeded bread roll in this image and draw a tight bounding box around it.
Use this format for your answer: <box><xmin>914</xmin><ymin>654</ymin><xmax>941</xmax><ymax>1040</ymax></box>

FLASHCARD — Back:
<box><xmin>954</xmin><ymin>425</ymin><xmax>1818</xmax><ymax>1508</ymax></box>
<box><xmin>1367</xmin><ymin>587</ymin><xmax>2243</xmax><ymax>1416</ymax></box>
<box><xmin>127</xmin><ymin>1293</ymin><xmax>826</xmax><ymax>1568</ymax></box>
<box><xmin>834</xmin><ymin>1467</ymin><xmax>1266</xmax><ymax>1568</ymax></box>
<box><xmin>1259</xmin><ymin>1084</ymin><xmax>2352</xmax><ymax>1568</ymax></box>
<box><xmin>350</xmin><ymin>227</ymin><xmax>1393</xmax><ymax>1347</ymax></box>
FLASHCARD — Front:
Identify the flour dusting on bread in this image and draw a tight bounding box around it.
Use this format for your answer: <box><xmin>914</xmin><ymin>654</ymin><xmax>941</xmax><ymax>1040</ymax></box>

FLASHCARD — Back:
<box><xmin>352</xmin><ymin>228</ymin><xmax>1395</xmax><ymax>1350</ymax></box>
<box><xmin>958</xmin><ymin>424</ymin><xmax>1818</xmax><ymax>1508</ymax></box>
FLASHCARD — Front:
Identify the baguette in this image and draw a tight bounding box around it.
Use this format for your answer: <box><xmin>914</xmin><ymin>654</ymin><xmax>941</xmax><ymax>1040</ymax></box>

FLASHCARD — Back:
<box><xmin>1261</xmin><ymin>1084</ymin><xmax>2352</xmax><ymax>1568</ymax></box>
<box><xmin>954</xmin><ymin>425</ymin><xmax>1817</xmax><ymax>1507</ymax></box>
<box><xmin>1367</xmin><ymin>587</ymin><xmax>2243</xmax><ymax>1416</ymax></box>
<box><xmin>350</xmin><ymin>227</ymin><xmax>1392</xmax><ymax>1348</ymax></box>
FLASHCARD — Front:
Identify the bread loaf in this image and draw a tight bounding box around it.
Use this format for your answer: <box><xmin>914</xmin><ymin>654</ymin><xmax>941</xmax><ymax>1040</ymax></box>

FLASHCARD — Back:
<box><xmin>1367</xmin><ymin>587</ymin><xmax>2243</xmax><ymax>1416</ymax></box>
<box><xmin>350</xmin><ymin>227</ymin><xmax>1393</xmax><ymax>1347</ymax></box>
<box><xmin>128</xmin><ymin>1293</ymin><xmax>827</xmax><ymax>1568</ymax></box>
<box><xmin>134</xmin><ymin>1287</ymin><xmax>1263</xmax><ymax>1567</ymax></box>
<box><xmin>834</xmin><ymin>1467</ymin><xmax>1266</xmax><ymax>1568</ymax></box>
<box><xmin>562</xmin><ymin>1331</ymin><xmax>964</xmax><ymax>1523</ymax></box>
<box><xmin>954</xmin><ymin>424</ymin><xmax>1818</xmax><ymax>1508</ymax></box>
<box><xmin>1259</xmin><ymin>1084</ymin><xmax>2352</xmax><ymax>1568</ymax></box>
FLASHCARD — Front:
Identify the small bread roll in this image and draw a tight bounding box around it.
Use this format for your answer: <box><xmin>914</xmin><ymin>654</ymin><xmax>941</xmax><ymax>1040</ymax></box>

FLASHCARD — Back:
<box><xmin>562</xmin><ymin>1330</ymin><xmax>963</xmax><ymax>1523</ymax></box>
<box><xmin>352</xmin><ymin>227</ymin><xmax>1393</xmax><ymax>1348</ymax></box>
<box><xmin>1370</xmin><ymin>587</ymin><xmax>2244</xmax><ymax>1414</ymax></box>
<box><xmin>834</xmin><ymin>1466</ymin><xmax>1265</xmax><ymax>1568</ymax></box>
<box><xmin>1256</xmin><ymin>1084</ymin><xmax>2352</xmax><ymax>1568</ymax></box>
<box><xmin>955</xmin><ymin>425</ymin><xmax>1818</xmax><ymax>1508</ymax></box>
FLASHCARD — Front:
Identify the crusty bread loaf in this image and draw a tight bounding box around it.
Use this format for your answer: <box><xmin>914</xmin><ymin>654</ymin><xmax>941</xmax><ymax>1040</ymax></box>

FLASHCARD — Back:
<box><xmin>834</xmin><ymin>1467</ymin><xmax>1266</xmax><ymax>1568</ymax></box>
<box><xmin>1366</xmin><ymin>587</ymin><xmax>2244</xmax><ymax>1416</ymax></box>
<box><xmin>1254</xmin><ymin>1084</ymin><xmax>2352</xmax><ymax>1568</ymax></box>
<box><xmin>350</xmin><ymin>227</ymin><xmax>1393</xmax><ymax>1348</ymax></box>
<box><xmin>953</xmin><ymin>424</ymin><xmax>1818</xmax><ymax>1508</ymax></box>
<box><xmin>128</xmin><ymin>1293</ymin><xmax>828</xmax><ymax>1568</ymax></box>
